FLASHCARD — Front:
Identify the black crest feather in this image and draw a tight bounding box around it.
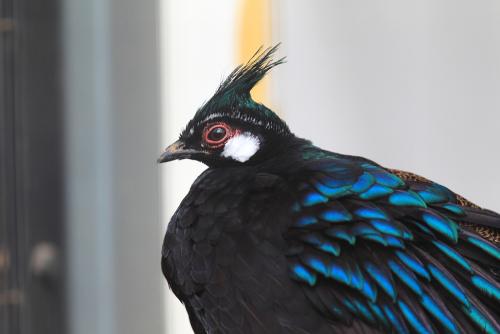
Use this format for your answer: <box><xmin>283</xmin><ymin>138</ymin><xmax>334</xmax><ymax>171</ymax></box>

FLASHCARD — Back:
<box><xmin>215</xmin><ymin>44</ymin><xmax>286</xmax><ymax>98</ymax></box>
<box><xmin>182</xmin><ymin>44</ymin><xmax>291</xmax><ymax>139</ymax></box>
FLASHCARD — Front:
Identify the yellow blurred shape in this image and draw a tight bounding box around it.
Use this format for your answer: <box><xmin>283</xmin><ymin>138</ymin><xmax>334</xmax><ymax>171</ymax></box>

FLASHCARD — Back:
<box><xmin>237</xmin><ymin>0</ymin><xmax>271</xmax><ymax>104</ymax></box>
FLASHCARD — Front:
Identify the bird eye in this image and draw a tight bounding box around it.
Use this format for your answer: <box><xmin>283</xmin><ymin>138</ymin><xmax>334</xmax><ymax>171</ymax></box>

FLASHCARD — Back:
<box><xmin>208</xmin><ymin>127</ymin><xmax>226</xmax><ymax>141</ymax></box>
<box><xmin>204</xmin><ymin>123</ymin><xmax>232</xmax><ymax>147</ymax></box>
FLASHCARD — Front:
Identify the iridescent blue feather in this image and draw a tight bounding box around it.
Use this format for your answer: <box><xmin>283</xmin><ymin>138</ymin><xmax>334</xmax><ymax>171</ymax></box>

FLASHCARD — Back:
<box><xmin>286</xmin><ymin>156</ymin><xmax>500</xmax><ymax>333</ymax></box>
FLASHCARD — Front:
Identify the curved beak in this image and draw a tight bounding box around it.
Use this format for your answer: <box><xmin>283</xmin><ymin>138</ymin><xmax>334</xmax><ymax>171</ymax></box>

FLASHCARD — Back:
<box><xmin>157</xmin><ymin>140</ymin><xmax>202</xmax><ymax>163</ymax></box>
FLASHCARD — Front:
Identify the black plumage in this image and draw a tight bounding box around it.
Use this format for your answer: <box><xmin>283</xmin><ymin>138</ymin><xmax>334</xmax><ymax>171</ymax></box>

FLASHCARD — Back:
<box><xmin>159</xmin><ymin>46</ymin><xmax>500</xmax><ymax>334</ymax></box>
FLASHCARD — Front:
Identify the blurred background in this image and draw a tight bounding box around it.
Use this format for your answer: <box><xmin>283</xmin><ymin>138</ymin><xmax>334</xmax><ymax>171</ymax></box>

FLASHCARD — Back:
<box><xmin>1</xmin><ymin>0</ymin><xmax>499</xmax><ymax>333</ymax></box>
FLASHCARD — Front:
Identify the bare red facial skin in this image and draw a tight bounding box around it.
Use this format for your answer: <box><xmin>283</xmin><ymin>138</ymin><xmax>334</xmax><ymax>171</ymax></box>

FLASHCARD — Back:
<box><xmin>202</xmin><ymin>122</ymin><xmax>239</xmax><ymax>149</ymax></box>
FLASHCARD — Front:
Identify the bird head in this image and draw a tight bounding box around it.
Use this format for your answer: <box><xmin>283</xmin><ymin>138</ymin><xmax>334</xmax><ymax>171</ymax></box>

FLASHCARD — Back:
<box><xmin>158</xmin><ymin>45</ymin><xmax>294</xmax><ymax>167</ymax></box>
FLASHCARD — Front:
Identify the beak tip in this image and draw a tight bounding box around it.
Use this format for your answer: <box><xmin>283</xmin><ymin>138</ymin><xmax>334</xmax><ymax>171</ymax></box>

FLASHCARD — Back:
<box><xmin>158</xmin><ymin>140</ymin><xmax>203</xmax><ymax>164</ymax></box>
<box><xmin>157</xmin><ymin>151</ymin><xmax>170</xmax><ymax>164</ymax></box>
<box><xmin>157</xmin><ymin>140</ymin><xmax>187</xmax><ymax>163</ymax></box>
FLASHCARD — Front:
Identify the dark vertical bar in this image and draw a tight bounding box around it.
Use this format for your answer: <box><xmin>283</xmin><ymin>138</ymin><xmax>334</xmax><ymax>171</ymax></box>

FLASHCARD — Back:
<box><xmin>1</xmin><ymin>0</ymin><xmax>21</xmax><ymax>333</ymax></box>
<box><xmin>0</xmin><ymin>0</ymin><xmax>65</xmax><ymax>333</ymax></box>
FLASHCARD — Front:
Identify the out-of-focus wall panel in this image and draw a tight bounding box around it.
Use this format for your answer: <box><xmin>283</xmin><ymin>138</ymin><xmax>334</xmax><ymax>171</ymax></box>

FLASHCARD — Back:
<box><xmin>64</xmin><ymin>0</ymin><xmax>163</xmax><ymax>333</ymax></box>
<box><xmin>274</xmin><ymin>0</ymin><xmax>500</xmax><ymax>211</ymax></box>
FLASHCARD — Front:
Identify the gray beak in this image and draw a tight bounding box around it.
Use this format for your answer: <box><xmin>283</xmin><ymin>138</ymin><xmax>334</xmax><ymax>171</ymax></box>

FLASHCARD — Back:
<box><xmin>157</xmin><ymin>140</ymin><xmax>204</xmax><ymax>163</ymax></box>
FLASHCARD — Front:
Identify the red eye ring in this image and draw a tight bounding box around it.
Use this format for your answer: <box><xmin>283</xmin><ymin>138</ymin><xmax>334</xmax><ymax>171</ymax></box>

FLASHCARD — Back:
<box><xmin>203</xmin><ymin>123</ymin><xmax>234</xmax><ymax>147</ymax></box>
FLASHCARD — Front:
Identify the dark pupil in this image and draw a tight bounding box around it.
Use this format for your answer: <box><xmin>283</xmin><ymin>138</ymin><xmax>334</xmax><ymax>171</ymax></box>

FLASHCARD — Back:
<box><xmin>208</xmin><ymin>127</ymin><xmax>226</xmax><ymax>141</ymax></box>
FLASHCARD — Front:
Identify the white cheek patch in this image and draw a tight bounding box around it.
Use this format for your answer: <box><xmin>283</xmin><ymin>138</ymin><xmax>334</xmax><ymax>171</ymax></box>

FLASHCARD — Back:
<box><xmin>221</xmin><ymin>132</ymin><xmax>260</xmax><ymax>162</ymax></box>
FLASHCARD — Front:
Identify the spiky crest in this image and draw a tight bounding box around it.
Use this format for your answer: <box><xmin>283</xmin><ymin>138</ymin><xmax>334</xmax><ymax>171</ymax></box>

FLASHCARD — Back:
<box><xmin>214</xmin><ymin>44</ymin><xmax>285</xmax><ymax>99</ymax></box>
<box><xmin>182</xmin><ymin>45</ymin><xmax>291</xmax><ymax>139</ymax></box>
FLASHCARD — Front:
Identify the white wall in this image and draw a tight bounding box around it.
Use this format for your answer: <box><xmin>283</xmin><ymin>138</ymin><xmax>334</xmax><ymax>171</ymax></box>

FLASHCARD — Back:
<box><xmin>274</xmin><ymin>0</ymin><xmax>500</xmax><ymax>212</ymax></box>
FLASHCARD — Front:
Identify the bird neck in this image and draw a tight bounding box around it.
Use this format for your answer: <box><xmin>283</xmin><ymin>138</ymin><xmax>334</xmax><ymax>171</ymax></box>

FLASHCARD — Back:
<box><xmin>254</xmin><ymin>136</ymin><xmax>328</xmax><ymax>175</ymax></box>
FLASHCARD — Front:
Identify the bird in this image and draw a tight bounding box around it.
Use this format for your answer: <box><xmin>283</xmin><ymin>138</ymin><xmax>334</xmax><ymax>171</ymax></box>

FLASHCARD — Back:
<box><xmin>158</xmin><ymin>45</ymin><xmax>500</xmax><ymax>334</ymax></box>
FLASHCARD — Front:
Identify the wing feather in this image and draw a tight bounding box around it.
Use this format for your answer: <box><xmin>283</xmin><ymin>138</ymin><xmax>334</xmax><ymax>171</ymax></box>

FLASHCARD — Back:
<box><xmin>286</xmin><ymin>158</ymin><xmax>500</xmax><ymax>333</ymax></box>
